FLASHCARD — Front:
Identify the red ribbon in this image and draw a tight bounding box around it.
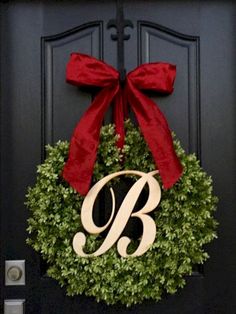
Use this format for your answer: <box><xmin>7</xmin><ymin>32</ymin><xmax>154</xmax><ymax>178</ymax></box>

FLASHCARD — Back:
<box><xmin>62</xmin><ymin>52</ymin><xmax>183</xmax><ymax>195</ymax></box>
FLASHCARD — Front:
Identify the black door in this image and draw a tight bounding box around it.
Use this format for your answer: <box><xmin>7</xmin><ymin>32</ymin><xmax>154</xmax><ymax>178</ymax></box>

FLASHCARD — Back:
<box><xmin>1</xmin><ymin>1</ymin><xmax>236</xmax><ymax>313</ymax></box>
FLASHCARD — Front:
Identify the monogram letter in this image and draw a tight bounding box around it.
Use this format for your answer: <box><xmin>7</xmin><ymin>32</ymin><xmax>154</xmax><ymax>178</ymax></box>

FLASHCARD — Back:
<box><xmin>73</xmin><ymin>170</ymin><xmax>161</xmax><ymax>257</ymax></box>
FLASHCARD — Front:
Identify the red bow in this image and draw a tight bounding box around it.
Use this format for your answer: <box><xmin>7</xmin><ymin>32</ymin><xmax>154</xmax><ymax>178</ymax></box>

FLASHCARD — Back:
<box><xmin>62</xmin><ymin>53</ymin><xmax>183</xmax><ymax>195</ymax></box>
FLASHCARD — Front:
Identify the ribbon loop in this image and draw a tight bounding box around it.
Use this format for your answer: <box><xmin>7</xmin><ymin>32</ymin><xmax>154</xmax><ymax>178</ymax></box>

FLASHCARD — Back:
<box><xmin>66</xmin><ymin>53</ymin><xmax>119</xmax><ymax>88</ymax></box>
<box><xmin>128</xmin><ymin>63</ymin><xmax>176</xmax><ymax>93</ymax></box>
<box><xmin>62</xmin><ymin>53</ymin><xmax>183</xmax><ymax>195</ymax></box>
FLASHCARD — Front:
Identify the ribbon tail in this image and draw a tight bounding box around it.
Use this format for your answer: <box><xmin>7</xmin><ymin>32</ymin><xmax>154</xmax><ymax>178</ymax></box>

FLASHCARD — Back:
<box><xmin>113</xmin><ymin>88</ymin><xmax>127</xmax><ymax>149</ymax></box>
<box><xmin>127</xmin><ymin>80</ymin><xmax>183</xmax><ymax>189</ymax></box>
<box><xmin>62</xmin><ymin>85</ymin><xmax>119</xmax><ymax>195</ymax></box>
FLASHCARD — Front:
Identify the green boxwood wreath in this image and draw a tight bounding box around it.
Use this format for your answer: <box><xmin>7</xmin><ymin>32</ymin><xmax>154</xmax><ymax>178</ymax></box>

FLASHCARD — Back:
<box><xmin>26</xmin><ymin>120</ymin><xmax>218</xmax><ymax>306</ymax></box>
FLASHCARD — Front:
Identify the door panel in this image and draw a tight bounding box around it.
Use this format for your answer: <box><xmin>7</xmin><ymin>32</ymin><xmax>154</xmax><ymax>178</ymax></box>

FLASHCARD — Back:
<box><xmin>1</xmin><ymin>1</ymin><xmax>235</xmax><ymax>313</ymax></box>
<box><xmin>138</xmin><ymin>21</ymin><xmax>200</xmax><ymax>155</ymax></box>
<box><xmin>42</xmin><ymin>21</ymin><xmax>103</xmax><ymax>146</ymax></box>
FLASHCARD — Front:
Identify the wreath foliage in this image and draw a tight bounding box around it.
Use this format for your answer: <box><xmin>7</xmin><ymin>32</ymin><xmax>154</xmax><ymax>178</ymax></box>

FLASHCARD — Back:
<box><xmin>26</xmin><ymin>120</ymin><xmax>218</xmax><ymax>306</ymax></box>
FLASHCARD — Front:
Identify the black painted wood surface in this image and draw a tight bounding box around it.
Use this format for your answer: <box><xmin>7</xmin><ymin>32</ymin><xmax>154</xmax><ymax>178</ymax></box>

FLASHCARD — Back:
<box><xmin>1</xmin><ymin>1</ymin><xmax>236</xmax><ymax>313</ymax></box>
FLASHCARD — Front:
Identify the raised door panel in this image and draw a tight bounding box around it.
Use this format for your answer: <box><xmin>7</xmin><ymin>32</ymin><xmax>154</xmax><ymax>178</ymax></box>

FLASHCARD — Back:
<box><xmin>138</xmin><ymin>22</ymin><xmax>200</xmax><ymax>156</ymax></box>
<box><xmin>42</xmin><ymin>22</ymin><xmax>103</xmax><ymax>148</ymax></box>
